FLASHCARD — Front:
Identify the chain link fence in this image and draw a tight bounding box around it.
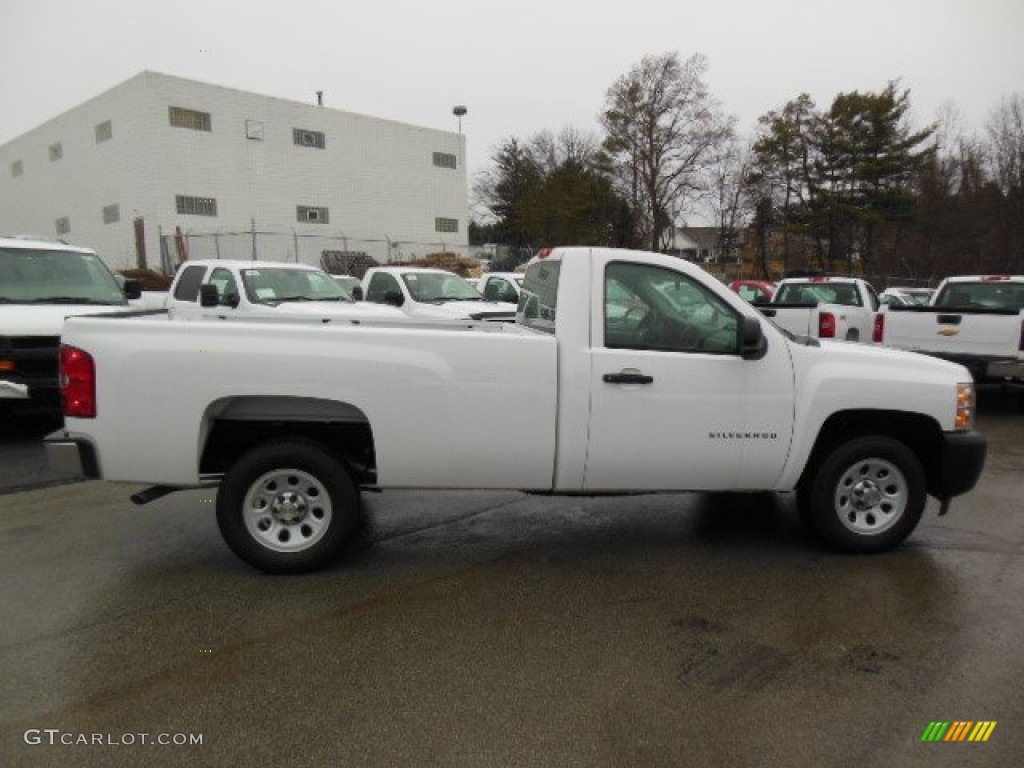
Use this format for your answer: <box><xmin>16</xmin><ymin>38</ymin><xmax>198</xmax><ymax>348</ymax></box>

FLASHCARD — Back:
<box><xmin>157</xmin><ymin>227</ymin><xmax>470</xmax><ymax>276</ymax></box>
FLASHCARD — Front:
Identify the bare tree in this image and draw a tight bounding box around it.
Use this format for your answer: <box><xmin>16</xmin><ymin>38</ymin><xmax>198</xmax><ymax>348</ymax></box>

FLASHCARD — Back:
<box><xmin>600</xmin><ymin>52</ymin><xmax>734</xmax><ymax>251</ymax></box>
<box><xmin>985</xmin><ymin>94</ymin><xmax>1024</xmax><ymax>270</ymax></box>
<box><xmin>702</xmin><ymin>139</ymin><xmax>754</xmax><ymax>271</ymax></box>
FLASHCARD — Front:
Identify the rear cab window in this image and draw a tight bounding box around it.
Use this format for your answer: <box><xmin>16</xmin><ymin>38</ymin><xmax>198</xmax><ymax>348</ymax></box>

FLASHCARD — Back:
<box><xmin>518</xmin><ymin>260</ymin><xmax>561</xmax><ymax>334</ymax></box>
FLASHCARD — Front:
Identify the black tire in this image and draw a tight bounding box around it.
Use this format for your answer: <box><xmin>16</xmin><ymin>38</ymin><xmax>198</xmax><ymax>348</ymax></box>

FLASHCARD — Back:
<box><xmin>216</xmin><ymin>439</ymin><xmax>362</xmax><ymax>573</ymax></box>
<box><xmin>799</xmin><ymin>435</ymin><xmax>926</xmax><ymax>553</ymax></box>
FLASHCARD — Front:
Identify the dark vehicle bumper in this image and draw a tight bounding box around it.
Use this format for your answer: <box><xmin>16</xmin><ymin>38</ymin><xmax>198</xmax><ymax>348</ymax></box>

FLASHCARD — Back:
<box><xmin>931</xmin><ymin>430</ymin><xmax>987</xmax><ymax>500</ymax></box>
<box><xmin>44</xmin><ymin>430</ymin><xmax>101</xmax><ymax>479</ymax></box>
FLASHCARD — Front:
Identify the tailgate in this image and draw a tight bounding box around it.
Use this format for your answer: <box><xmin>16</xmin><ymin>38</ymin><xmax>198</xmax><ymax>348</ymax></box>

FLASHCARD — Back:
<box><xmin>884</xmin><ymin>307</ymin><xmax>1023</xmax><ymax>359</ymax></box>
<box><xmin>755</xmin><ymin>304</ymin><xmax>814</xmax><ymax>336</ymax></box>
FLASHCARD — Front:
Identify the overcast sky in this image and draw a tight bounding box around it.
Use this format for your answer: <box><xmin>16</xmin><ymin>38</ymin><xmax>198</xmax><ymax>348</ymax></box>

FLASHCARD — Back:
<box><xmin>3</xmin><ymin>0</ymin><xmax>1021</xmax><ymax>191</ymax></box>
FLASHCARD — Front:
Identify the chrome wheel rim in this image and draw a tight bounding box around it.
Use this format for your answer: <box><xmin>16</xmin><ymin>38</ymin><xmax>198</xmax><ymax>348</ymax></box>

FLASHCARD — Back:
<box><xmin>834</xmin><ymin>457</ymin><xmax>907</xmax><ymax>536</ymax></box>
<box><xmin>243</xmin><ymin>468</ymin><xmax>332</xmax><ymax>552</ymax></box>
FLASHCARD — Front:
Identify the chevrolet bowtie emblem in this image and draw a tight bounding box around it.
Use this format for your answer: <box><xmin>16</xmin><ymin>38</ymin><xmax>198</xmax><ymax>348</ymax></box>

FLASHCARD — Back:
<box><xmin>937</xmin><ymin>327</ymin><xmax>960</xmax><ymax>336</ymax></box>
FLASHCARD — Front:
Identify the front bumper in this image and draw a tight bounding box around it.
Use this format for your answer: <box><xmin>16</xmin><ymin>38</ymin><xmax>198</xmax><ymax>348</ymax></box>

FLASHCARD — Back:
<box><xmin>931</xmin><ymin>430</ymin><xmax>987</xmax><ymax>500</ymax></box>
<box><xmin>44</xmin><ymin>430</ymin><xmax>101</xmax><ymax>479</ymax></box>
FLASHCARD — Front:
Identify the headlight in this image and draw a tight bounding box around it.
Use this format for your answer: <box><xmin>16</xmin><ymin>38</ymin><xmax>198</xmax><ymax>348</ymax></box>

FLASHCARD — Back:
<box><xmin>955</xmin><ymin>382</ymin><xmax>975</xmax><ymax>431</ymax></box>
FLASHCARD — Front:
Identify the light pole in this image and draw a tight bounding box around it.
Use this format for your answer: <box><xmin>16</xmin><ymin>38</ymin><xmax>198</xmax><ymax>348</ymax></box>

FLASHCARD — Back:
<box><xmin>452</xmin><ymin>105</ymin><xmax>467</xmax><ymax>133</ymax></box>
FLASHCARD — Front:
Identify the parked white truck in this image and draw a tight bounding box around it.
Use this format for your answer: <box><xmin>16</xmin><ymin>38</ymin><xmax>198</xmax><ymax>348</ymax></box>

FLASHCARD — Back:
<box><xmin>361</xmin><ymin>266</ymin><xmax>517</xmax><ymax>321</ymax></box>
<box><xmin>875</xmin><ymin>274</ymin><xmax>1024</xmax><ymax>402</ymax></box>
<box><xmin>165</xmin><ymin>260</ymin><xmax>405</xmax><ymax>322</ymax></box>
<box><xmin>0</xmin><ymin>235</ymin><xmax>144</xmax><ymax>416</ymax></box>
<box><xmin>756</xmin><ymin>275</ymin><xmax>880</xmax><ymax>342</ymax></box>
<box><xmin>47</xmin><ymin>247</ymin><xmax>986</xmax><ymax>572</ymax></box>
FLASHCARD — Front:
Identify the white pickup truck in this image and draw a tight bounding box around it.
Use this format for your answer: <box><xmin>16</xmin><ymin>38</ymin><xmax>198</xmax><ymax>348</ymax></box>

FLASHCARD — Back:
<box><xmin>165</xmin><ymin>260</ymin><xmax>405</xmax><ymax>321</ymax></box>
<box><xmin>362</xmin><ymin>266</ymin><xmax>517</xmax><ymax>321</ymax></box>
<box><xmin>47</xmin><ymin>247</ymin><xmax>986</xmax><ymax>573</ymax></box>
<box><xmin>876</xmin><ymin>274</ymin><xmax>1024</xmax><ymax>402</ymax></box>
<box><xmin>0</xmin><ymin>235</ymin><xmax>144</xmax><ymax>417</ymax></box>
<box><xmin>756</xmin><ymin>276</ymin><xmax>880</xmax><ymax>342</ymax></box>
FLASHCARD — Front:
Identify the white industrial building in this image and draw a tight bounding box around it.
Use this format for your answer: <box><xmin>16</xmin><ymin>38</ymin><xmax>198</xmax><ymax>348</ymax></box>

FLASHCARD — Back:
<box><xmin>0</xmin><ymin>71</ymin><xmax>469</xmax><ymax>272</ymax></box>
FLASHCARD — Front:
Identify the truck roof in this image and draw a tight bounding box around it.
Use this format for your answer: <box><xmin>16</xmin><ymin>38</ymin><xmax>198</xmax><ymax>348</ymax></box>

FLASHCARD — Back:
<box><xmin>179</xmin><ymin>259</ymin><xmax>323</xmax><ymax>271</ymax></box>
<box><xmin>0</xmin><ymin>235</ymin><xmax>95</xmax><ymax>253</ymax></box>
<box><xmin>365</xmin><ymin>266</ymin><xmax>458</xmax><ymax>276</ymax></box>
<box><xmin>940</xmin><ymin>274</ymin><xmax>1024</xmax><ymax>284</ymax></box>
<box><xmin>777</xmin><ymin>275</ymin><xmax>864</xmax><ymax>284</ymax></box>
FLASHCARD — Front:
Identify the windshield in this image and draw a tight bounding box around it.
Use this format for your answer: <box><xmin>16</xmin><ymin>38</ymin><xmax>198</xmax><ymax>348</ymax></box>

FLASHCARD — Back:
<box><xmin>240</xmin><ymin>267</ymin><xmax>353</xmax><ymax>305</ymax></box>
<box><xmin>402</xmin><ymin>272</ymin><xmax>482</xmax><ymax>302</ymax></box>
<box><xmin>0</xmin><ymin>247</ymin><xmax>127</xmax><ymax>305</ymax></box>
<box><xmin>331</xmin><ymin>275</ymin><xmax>360</xmax><ymax>298</ymax></box>
<box><xmin>934</xmin><ymin>281</ymin><xmax>1024</xmax><ymax>310</ymax></box>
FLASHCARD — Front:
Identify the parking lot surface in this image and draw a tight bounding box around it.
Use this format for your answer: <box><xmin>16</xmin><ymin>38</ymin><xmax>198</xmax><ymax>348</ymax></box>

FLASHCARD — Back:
<box><xmin>1</xmin><ymin>394</ymin><xmax>1021</xmax><ymax>766</ymax></box>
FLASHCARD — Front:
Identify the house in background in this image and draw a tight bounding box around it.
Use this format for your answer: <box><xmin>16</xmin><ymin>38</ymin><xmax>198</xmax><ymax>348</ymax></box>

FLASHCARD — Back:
<box><xmin>667</xmin><ymin>226</ymin><xmax>743</xmax><ymax>263</ymax></box>
<box><xmin>0</xmin><ymin>71</ymin><xmax>468</xmax><ymax>272</ymax></box>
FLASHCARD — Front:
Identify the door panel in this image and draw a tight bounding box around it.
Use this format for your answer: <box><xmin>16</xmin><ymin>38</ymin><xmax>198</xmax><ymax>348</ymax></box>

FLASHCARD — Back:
<box><xmin>583</xmin><ymin>261</ymin><xmax>795</xmax><ymax>491</ymax></box>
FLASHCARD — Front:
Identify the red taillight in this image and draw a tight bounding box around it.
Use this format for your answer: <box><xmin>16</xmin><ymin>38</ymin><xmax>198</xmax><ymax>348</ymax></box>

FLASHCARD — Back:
<box><xmin>981</xmin><ymin>275</ymin><xmax>1010</xmax><ymax>281</ymax></box>
<box><xmin>60</xmin><ymin>344</ymin><xmax>96</xmax><ymax>418</ymax></box>
<box><xmin>819</xmin><ymin>311</ymin><xmax>836</xmax><ymax>338</ymax></box>
<box><xmin>873</xmin><ymin>313</ymin><xmax>885</xmax><ymax>343</ymax></box>
<box><xmin>537</xmin><ymin>246</ymin><xmax>552</xmax><ymax>259</ymax></box>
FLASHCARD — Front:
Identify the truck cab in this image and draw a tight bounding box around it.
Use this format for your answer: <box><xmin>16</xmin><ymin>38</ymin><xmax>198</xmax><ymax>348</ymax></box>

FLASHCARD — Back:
<box><xmin>166</xmin><ymin>260</ymin><xmax>404</xmax><ymax>321</ymax></box>
<box><xmin>760</xmin><ymin>275</ymin><xmax>880</xmax><ymax>342</ymax></box>
<box><xmin>362</xmin><ymin>266</ymin><xmax>517</xmax><ymax>321</ymax></box>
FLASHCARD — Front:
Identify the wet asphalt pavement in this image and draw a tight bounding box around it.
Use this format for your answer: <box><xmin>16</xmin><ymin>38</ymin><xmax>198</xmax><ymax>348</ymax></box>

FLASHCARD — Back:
<box><xmin>1</xmin><ymin>394</ymin><xmax>1022</xmax><ymax>767</ymax></box>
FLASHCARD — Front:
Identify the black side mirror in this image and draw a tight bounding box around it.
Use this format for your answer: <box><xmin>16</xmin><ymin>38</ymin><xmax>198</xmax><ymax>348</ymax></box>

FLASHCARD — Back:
<box><xmin>199</xmin><ymin>284</ymin><xmax>219</xmax><ymax>307</ymax></box>
<box><xmin>383</xmin><ymin>290</ymin><xmax>404</xmax><ymax>307</ymax></box>
<box><xmin>123</xmin><ymin>279</ymin><xmax>142</xmax><ymax>300</ymax></box>
<box><xmin>351</xmin><ymin>285</ymin><xmax>363</xmax><ymax>301</ymax></box>
<box><xmin>740</xmin><ymin>316</ymin><xmax>768</xmax><ymax>360</ymax></box>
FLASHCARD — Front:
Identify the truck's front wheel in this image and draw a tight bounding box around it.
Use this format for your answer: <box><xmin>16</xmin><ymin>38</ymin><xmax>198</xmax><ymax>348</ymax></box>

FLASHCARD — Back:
<box><xmin>217</xmin><ymin>439</ymin><xmax>362</xmax><ymax>573</ymax></box>
<box><xmin>801</xmin><ymin>436</ymin><xmax>926</xmax><ymax>553</ymax></box>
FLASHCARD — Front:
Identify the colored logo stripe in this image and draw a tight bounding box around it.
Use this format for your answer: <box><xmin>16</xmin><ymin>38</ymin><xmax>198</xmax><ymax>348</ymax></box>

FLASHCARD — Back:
<box><xmin>969</xmin><ymin>722</ymin><xmax>997</xmax><ymax>742</ymax></box>
<box><xmin>921</xmin><ymin>721</ymin><xmax>996</xmax><ymax>742</ymax></box>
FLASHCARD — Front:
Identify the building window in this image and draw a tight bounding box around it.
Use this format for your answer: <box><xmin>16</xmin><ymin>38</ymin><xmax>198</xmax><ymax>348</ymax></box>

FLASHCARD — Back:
<box><xmin>297</xmin><ymin>206</ymin><xmax>329</xmax><ymax>224</ymax></box>
<box><xmin>433</xmin><ymin>152</ymin><xmax>457</xmax><ymax>169</ymax></box>
<box><xmin>435</xmin><ymin>217</ymin><xmax>459</xmax><ymax>233</ymax></box>
<box><xmin>10</xmin><ymin>160</ymin><xmax>22</xmax><ymax>177</ymax></box>
<box><xmin>293</xmin><ymin>128</ymin><xmax>325</xmax><ymax>149</ymax></box>
<box><xmin>176</xmin><ymin>195</ymin><xmax>218</xmax><ymax>217</ymax></box>
<box><xmin>102</xmin><ymin>204</ymin><xmax>120</xmax><ymax>224</ymax></box>
<box><xmin>245</xmin><ymin>120</ymin><xmax>265</xmax><ymax>141</ymax></box>
<box><xmin>55</xmin><ymin>217</ymin><xmax>71</xmax><ymax>235</ymax></box>
<box><xmin>95</xmin><ymin>120</ymin><xmax>113</xmax><ymax>143</ymax></box>
<box><xmin>169</xmin><ymin>106</ymin><xmax>212</xmax><ymax>132</ymax></box>
<box><xmin>49</xmin><ymin>142</ymin><xmax>63</xmax><ymax>162</ymax></box>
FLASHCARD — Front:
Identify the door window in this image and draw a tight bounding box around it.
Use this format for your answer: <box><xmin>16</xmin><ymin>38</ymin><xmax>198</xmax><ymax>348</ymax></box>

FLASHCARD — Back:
<box><xmin>365</xmin><ymin>272</ymin><xmax>402</xmax><ymax>303</ymax></box>
<box><xmin>209</xmin><ymin>268</ymin><xmax>239</xmax><ymax>305</ymax></box>
<box><xmin>172</xmin><ymin>264</ymin><xmax>207</xmax><ymax>301</ymax></box>
<box><xmin>604</xmin><ymin>262</ymin><xmax>740</xmax><ymax>354</ymax></box>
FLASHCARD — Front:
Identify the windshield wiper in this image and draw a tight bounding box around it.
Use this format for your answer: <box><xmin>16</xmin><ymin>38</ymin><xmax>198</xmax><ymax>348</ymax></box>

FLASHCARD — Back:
<box><xmin>273</xmin><ymin>295</ymin><xmax>316</xmax><ymax>303</ymax></box>
<box><xmin>25</xmin><ymin>297</ymin><xmax>121</xmax><ymax>305</ymax></box>
<box><xmin>426</xmin><ymin>295</ymin><xmax>482</xmax><ymax>303</ymax></box>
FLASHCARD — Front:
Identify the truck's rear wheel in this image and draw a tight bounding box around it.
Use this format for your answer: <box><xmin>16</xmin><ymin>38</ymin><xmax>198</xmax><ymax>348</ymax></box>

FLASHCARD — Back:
<box><xmin>217</xmin><ymin>439</ymin><xmax>362</xmax><ymax>573</ymax></box>
<box><xmin>800</xmin><ymin>436</ymin><xmax>925</xmax><ymax>553</ymax></box>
